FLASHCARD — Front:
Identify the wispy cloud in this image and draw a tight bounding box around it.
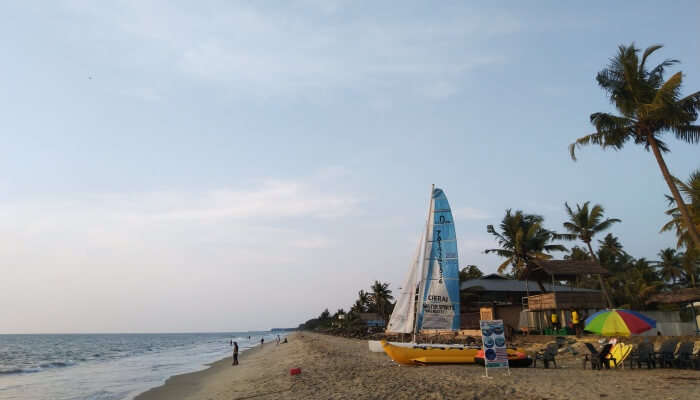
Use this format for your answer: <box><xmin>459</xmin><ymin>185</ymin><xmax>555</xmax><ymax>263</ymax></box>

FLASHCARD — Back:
<box><xmin>60</xmin><ymin>1</ymin><xmax>522</xmax><ymax>100</ymax></box>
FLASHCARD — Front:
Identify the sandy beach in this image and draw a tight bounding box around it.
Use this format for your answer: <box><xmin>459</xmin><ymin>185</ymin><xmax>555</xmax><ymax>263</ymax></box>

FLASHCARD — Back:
<box><xmin>135</xmin><ymin>332</ymin><xmax>700</xmax><ymax>400</ymax></box>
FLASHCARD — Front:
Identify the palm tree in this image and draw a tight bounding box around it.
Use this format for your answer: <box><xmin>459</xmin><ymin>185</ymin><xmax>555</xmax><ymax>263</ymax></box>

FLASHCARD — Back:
<box><xmin>619</xmin><ymin>266</ymin><xmax>662</xmax><ymax>310</ymax></box>
<box><xmin>561</xmin><ymin>201</ymin><xmax>620</xmax><ymax>308</ymax></box>
<box><xmin>661</xmin><ymin>169</ymin><xmax>700</xmax><ymax>250</ymax></box>
<box><xmin>598</xmin><ymin>234</ymin><xmax>625</xmax><ymax>257</ymax></box>
<box><xmin>654</xmin><ymin>248</ymin><xmax>683</xmax><ymax>285</ymax></box>
<box><xmin>570</xmin><ymin>44</ymin><xmax>700</xmax><ymax>249</ymax></box>
<box><xmin>485</xmin><ymin>209</ymin><xmax>567</xmax><ymax>277</ymax></box>
<box><xmin>562</xmin><ymin>202</ymin><xmax>621</xmax><ymax>257</ymax></box>
<box><xmin>370</xmin><ymin>281</ymin><xmax>394</xmax><ymax>323</ymax></box>
<box><xmin>679</xmin><ymin>249</ymin><xmax>699</xmax><ymax>287</ymax></box>
<box><xmin>459</xmin><ymin>265</ymin><xmax>484</xmax><ymax>281</ymax></box>
<box><xmin>351</xmin><ymin>290</ymin><xmax>371</xmax><ymax>313</ymax></box>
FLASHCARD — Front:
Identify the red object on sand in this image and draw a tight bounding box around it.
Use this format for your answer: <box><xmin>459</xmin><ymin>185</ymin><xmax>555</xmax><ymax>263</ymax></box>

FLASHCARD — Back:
<box><xmin>290</xmin><ymin>367</ymin><xmax>301</xmax><ymax>375</ymax></box>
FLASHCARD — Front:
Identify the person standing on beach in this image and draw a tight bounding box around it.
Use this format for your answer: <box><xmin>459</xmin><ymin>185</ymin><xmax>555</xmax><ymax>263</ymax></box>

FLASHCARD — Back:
<box><xmin>551</xmin><ymin>312</ymin><xmax>560</xmax><ymax>331</ymax></box>
<box><xmin>261</xmin><ymin>337</ymin><xmax>264</xmax><ymax>346</ymax></box>
<box><xmin>571</xmin><ymin>309</ymin><xmax>582</xmax><ymax>337</ymax></box>
<box><xmin>232</xmin><ymin>342</ymin><xmax>239</xmax><ymax>366</ymax></box>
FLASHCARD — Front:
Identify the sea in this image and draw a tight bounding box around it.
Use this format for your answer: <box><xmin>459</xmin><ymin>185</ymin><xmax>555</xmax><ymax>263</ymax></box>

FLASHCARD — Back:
<box><xmin>0</xmin><ymin>331</ymin><xmax>284</xmax><ymax>400</ymax></box>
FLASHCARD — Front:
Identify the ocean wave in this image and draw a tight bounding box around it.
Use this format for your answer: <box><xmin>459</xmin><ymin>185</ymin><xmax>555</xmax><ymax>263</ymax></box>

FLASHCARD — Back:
<box><xmin>39</xmin><ymin>360</ymin><xmax>76</xmax><ymax>369</ymax></box>
<box><xmin>0</xmin><ymin>367</ymin><xmax>42</xmax><ymax>375</ymax></box>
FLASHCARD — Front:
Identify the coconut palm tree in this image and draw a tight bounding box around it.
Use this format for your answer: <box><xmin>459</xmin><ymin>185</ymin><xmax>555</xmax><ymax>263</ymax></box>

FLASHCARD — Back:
<box><xmin>370</xmin><ymin>281</ymin><xmax>394</xmax><ymax>323</ymax></box>
<box><xmin>562</xmin><ymin>202</ymin><xmax>621</xmax><ymax>258</ymax></box>
<box><xmin>654</xmin><ymin>248</ymin><xmax>684</xmax><ymax>285</ymax></box>
<box><xmin>485</xmin><ymin>209</ymin><xmax>567</xmax><ymax>277</ymax></box>
<box><xmin>561</xmin><ymin>201</ymin><xmax>620</xmax><ymax>308</ymax></box>
<box><xmin>459</xmin><ymin>265</ymin><xmax>484</xmax><ymax>281</ymax></box>
<box><xmin>619</xmin><ymin>265</ymin><xmax>662</xmax><ymax>310</ymax></box>
<box><xmin>570</xmin><ymin>44</ymin><xmax>700</xmax><ymax>249</ymax></box>
<box><xmin>351</xmin><ymin>290</ymin><xmax>371</xmax><ymax>313</ymax></box>
<box><xmin>679</xmin><ymin>249</ymin><xmax>699</xmax><ymax>287</ymax></box>
<box><xmin>661</xmin><ymin>169</ymin><xmax>700</xmax><ymax>250</ymax></box>
<box><xmin>565</xmin><ymin>246</ymin><xmax>593</xmax><ymax>261</ymax></box>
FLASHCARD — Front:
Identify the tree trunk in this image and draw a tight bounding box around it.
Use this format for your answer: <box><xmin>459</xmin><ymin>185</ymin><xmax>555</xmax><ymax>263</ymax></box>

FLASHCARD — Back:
<box><xmin>648</xmin><ymin>135</ymin><xmax>700</xmax><ymax>250</ymax></box>
<box><xmin>586</xmin><ymin>241</ymin><xmax>614</xmax><ymax>309</ymax></box>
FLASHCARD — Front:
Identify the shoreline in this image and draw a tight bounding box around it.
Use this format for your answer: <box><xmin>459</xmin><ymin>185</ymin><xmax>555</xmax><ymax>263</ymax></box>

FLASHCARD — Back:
<box><xmin>132</xmin><ymin>332</ymin><xmax>700</xmax><ymax>400</ymax></box>
<box><xmin>134</xmin><ymin>341</ymin><xmax>265</xmax><ymax>400</ymax></box>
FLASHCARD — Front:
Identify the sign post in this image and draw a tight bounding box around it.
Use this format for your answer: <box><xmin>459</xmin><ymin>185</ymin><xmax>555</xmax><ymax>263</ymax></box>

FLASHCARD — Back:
<box><xmin>480</xmin><ymin>319</ymin><xmax>510</xmax><ymax>377</ymax></box>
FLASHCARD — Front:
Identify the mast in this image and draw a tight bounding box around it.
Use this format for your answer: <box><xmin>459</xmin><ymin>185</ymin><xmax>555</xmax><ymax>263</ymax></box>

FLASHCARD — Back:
<box><xmin>413</xmin><ymin>184</ymin><xmax>434</xmax><ymax>342</ymax></box>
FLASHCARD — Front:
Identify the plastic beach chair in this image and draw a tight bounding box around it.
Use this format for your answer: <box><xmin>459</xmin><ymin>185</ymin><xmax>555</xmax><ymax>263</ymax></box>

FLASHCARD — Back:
<box><xmin>630</xmin><ymin>342</ymin><xmax>656</xmax><ymax>369</ymax></box>
<box><xmin>654</xmin><ymin>339</ymin><xmax>679</xmax><ymax>368</ymax></box>
<box><xmin>534</xmin><ymin>343</ymin><xmax>558</xmax><ymax>369</ymax></box>
<box><xmin>673</xmin><ymin>342</ymin><xmax>695</xmax><ymax>369</ymax></box>
<box><xmin>583</xmin><ymin>343</ymin><xmax>602</xmax><ymax>370</ymax></box>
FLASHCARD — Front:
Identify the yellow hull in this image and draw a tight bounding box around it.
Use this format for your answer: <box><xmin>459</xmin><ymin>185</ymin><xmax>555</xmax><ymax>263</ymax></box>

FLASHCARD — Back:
<box><xmin>381</xmin><ymin>341</ymin><xmax>480</xmax><ymax>365</ymax></box>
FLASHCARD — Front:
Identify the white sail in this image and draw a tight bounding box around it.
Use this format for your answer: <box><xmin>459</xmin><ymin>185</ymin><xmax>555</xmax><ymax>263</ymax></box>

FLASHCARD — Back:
<box><xmin>386</xmin><ymin>231</ymin><xmax>424</xmax><ymax>334</ymax></box>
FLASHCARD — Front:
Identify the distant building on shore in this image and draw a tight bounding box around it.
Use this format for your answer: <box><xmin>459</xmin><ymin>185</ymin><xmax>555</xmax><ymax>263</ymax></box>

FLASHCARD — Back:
<box><xmin>460</xmin><ymin>271</ymin><xmax>602</xmax><ymax>334</ymax></box>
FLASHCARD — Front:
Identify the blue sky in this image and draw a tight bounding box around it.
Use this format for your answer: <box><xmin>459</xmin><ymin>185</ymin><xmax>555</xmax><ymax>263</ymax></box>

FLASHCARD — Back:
<box><xmin>1</xmin><ymin>1</ymin><xmax>698</xmax><ymax>333</ymax></box>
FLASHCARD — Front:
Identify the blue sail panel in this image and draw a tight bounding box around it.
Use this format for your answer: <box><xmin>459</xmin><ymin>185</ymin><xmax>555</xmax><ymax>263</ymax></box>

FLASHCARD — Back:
<box><xmin>416</xmin><ymin>187</ymin><xmax>461</xmax><ymax>331</ymax></box>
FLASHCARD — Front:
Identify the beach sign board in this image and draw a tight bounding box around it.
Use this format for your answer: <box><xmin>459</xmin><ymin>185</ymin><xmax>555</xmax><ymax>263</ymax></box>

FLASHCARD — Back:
<box><xmin>480</xmin><ymin>319</ymin><xmax>509</xmax><ymax>376</ymax></box>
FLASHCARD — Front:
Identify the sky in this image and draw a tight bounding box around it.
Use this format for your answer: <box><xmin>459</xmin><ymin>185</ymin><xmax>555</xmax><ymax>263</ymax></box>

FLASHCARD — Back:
<box><xmin>1</xmin><ymin>1</ymin><xmax>698</xmax><ymax>333</ymax></box>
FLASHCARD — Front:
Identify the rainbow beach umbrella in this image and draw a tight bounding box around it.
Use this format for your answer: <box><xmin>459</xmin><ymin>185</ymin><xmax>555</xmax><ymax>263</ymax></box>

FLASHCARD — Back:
<box><xmin>584</xmin><ymin>309</ymin><xmax>656</xmax><ymax>336</ymax></box>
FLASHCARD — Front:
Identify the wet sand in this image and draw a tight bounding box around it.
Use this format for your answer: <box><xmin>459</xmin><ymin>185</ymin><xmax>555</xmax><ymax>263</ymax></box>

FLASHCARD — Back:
<box><xmin>135</xmin><ymin>332</ymin><xmax>700</xmax><ymax>400</ymax></box>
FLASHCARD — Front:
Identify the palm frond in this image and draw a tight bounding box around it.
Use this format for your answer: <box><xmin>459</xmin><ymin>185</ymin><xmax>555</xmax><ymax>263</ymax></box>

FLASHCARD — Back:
<box><xmin>497</xmin><ymin>258</ymin><xmax>513</xmax><ymax>273</ymax></box>
<box><xmin>593</xmin><ymin>218</ymin><xmax>621</xmax><ymax>233</ymax></box>
<box><xmin>639</xmin><ymin>44</ymin><xmax>663</xmax><ymax>73</ymax></box>
<box><xmin>672</xmin><ymin>124</ymin><xmax>700</xmax><ymax>144</ymax></box>
<box><xmin>543</xmin><ymin>244</ymin><xmax>567</xmax><ymax>253</ymax></box>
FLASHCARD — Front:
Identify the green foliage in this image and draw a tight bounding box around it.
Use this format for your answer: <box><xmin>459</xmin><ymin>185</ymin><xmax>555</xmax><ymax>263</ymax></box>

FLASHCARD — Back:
<box><xmin>571</xmin><ymin>43</ymin><xmax>700</xmax><ymax>249</ymax></box>
<box><xmin>654</xmin><ymin>248</ymin><xmax>683</xmax><ymax>285</ymax></box>
<box><xmin>562</xmin><ymin>201</ymin><xmax>621</xmax><ymax>247</ymax></box>
<box><xmin>459</xmin><ymin>265</ymin><xmax>484</xmax><ymax>281</ymax></box>
<box><xmin>485</xmin><ymin>209</ymin><xmax>566</xmax><ymax>277</ymax></box>
<box><xmin>661</xmin><ymin>169</ymin><xmax>700</xmax><ymax>250</ymax></box>
<box><xmin>570</xmin><ymin>43</ymin><xmax>700</xmax><ymax>160</ymax></box>
<box><xmin>564</xmin><ymin>246</ymin><xmax>592</xmax><ymax>261</ymax></box>
<box><xmin>370</xmin><ymin>280</ymin><xmax>394</xmax><ymax>323</ymax></box>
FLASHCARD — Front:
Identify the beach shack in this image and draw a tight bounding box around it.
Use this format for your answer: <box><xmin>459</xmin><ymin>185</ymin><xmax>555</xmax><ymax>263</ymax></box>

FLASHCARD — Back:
<box><xmin>522</xmin><ymin>259</ymin><xmax>609</xmax><ymax>334</ymax></box>
<box><xmin>357</xmin><ymin>313</ymin><xmax>385</xmax><ymax>332</ymax></box>
<box><xmin>646</xmin><ymin>288</ymin><xmax>700</xmax><ymax>335</ymax></box>
<box><xmin>460</xmin><ymin>273</ymin><xmax>601</xmax><ymax>335</ymax></box>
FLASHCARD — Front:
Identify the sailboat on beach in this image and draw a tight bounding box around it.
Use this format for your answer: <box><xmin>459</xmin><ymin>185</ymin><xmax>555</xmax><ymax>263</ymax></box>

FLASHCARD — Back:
<box><xmin>380</xmin><ymin>185</ymin><xmax>481</xmax><ymax>364</ymax></box>
<box><xmin>378</xmin><ymin>186</ymin><xmax>529</xmax><ymax>365</ymax></box>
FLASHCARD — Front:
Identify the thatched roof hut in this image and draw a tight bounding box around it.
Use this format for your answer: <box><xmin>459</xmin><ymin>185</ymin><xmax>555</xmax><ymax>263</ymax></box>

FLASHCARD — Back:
<box><xmin>523</xmin><ymin>259</ymin><xmax>609</xmax><ymax>283</ymax></box>
<box><xmin>646</xmin><ymin>288</ymin><xmax>700</xmax><ymax>305</ymax></box>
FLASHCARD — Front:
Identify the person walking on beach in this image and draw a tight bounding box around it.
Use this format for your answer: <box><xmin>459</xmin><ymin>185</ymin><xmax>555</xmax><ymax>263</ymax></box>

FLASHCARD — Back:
<box><xmin>232</xmin><ymin>342</ymin><xmax>239</xmax><ymax>366</ymax></box>
<box><xmin>260</xmin><ymin>337</ymin><xmax>264</xmax><ymax>346</ymax></box>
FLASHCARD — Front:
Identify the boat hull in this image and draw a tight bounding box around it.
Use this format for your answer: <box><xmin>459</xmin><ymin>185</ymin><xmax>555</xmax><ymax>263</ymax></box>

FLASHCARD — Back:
<box><xmin>369</xmin><ymin>340</ymin><xmax>413</xmax><ymax>353</ymax></box>
<box><xmin>381</xmin><ymin>341</ymin><xmax>480</xmax><ymax>364</ymax></box>
<box><xmin>474</xmin><ymin>349</ymin><xmax>533</xmax><ymax>368</ymax></box>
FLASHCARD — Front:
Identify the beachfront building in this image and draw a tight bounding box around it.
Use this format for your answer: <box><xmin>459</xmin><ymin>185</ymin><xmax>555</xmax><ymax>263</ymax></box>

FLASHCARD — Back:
<box><xmin>460</xmin><ymin>269</ymin><xmax>603</xmax><ymax>335</ymax></box>
<box><xmin>520</xmin><ymin>259</ymin><xmax>609</xmax><ymax>333</ymax></box>
<box><xmin>646</xmin><ymin>288</ymin><xmax>700</xmax><ymax>336</ymax></box>
<box><xmin>356</xmin><ymin>313</ymin><xmax>386</xmax><ymax>332</ymax></box>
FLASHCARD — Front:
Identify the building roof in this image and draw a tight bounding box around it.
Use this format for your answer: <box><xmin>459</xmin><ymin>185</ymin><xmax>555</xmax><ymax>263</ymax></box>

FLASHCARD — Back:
<box><xmin>356</xmin><ymin>313</ymin><xmax>383</xmax><ymax>321</ymax></box>
<box><xmin>646</xmin><ymin>288</ymin><xmax>700</xmax><ymax>305</ymax></box>
<box><xmin>523</xmin><ymin>259</ymin><xmax>610</xmax><ymax>281</ymax></box>
<box><xmin>460</xmin><ymin>277</ymin><xmax>599</xmax><ymax>293</ymax></box>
